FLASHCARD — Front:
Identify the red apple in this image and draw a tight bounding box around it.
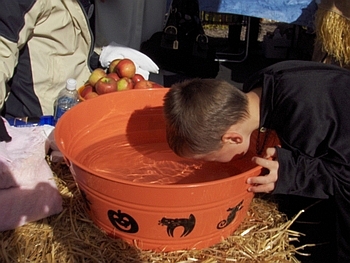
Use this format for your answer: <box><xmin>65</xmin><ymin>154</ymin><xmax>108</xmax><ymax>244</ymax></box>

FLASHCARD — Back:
<box><xmin>133</xmin><ymin>79</ymin><xmax>153</xmax><ymax>89</ymax></box>
<box><xmin>84</xmin><ymin>91</ymin><xmax>99</xmax><ymax>100</ymax></box>
<box><xmin>115</xmin><ymin>58</ymin><xmax>136</xmax><ymax>78</ymax></box>
<box><xmin>116</xmin><ymin>77</ymin><xmax>134</xmax><ymax>91</ymax></box>
<box><xmin>108</xmin><ymin>59</ymin><xmax>122</xmax><ymax>73</ymax></box>
<box><xmin>95</xmin><ymin>77</ymin><xmax>118</xmax><ymax>94</ymax></box>
<box><xmin>107</xmin><ymin>72</ymin><xmax>120</xmax><ymax>82</ymax></box>
<box><xmin>88</xmin><ymin>68</ymin><xmax>107</xmax><ymax>87</ymax></box>
<box><xmin>131</xmin><ymin>73</ymin><xmax>145</xmax><ymax>84</ymax></box>
<box><xmin>80</xmin><ymin>84</ymin><xmax>94</xmax><ymax>98</ymax></box>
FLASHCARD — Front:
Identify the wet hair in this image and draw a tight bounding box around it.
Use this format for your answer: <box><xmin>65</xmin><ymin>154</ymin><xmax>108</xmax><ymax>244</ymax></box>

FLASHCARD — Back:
<box><xmin>163</xmin><ymin>78</ymin><xmax>249</xmax><ymax>157</ymax></box>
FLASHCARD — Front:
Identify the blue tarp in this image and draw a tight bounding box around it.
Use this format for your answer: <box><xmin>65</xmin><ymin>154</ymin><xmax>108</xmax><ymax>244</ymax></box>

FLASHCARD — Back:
<box><xmin>167</xmin><ymin>0</ymin><xmax>317</xmax><ymax>27</ymax></box>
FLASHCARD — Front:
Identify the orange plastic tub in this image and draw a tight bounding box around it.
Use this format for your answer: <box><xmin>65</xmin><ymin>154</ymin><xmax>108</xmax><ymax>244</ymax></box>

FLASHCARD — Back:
<box><xmin>54</xmin><ymin>88</ymin><xmax>276</xmax><ymax>252</ymax></box>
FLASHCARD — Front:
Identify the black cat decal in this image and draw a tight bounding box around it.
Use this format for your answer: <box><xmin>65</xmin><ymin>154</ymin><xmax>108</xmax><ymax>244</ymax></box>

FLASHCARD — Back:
<box><xmin>217</xmin><ymin>200</ymin><xmax>244</xmax><ymax>229</ymax></box>
<box><xmin>159</xmin><ymin>214</ymin><xmax>196</xmax><ymax>237</ymax></box>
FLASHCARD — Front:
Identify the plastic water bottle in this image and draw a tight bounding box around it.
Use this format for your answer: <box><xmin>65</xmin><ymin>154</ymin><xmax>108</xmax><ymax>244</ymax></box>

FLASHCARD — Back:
<box><xmin>54</xmin><ymin>78</ymin><xmax>78</xmax><ymax>124</ymax></box>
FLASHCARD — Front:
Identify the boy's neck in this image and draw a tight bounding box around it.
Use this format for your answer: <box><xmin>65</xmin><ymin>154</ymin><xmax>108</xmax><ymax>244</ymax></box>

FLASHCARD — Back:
<box><xmin>246</xmin><ymin>87</ymin><xmax>262</xmax><ymax>131</ymax></box>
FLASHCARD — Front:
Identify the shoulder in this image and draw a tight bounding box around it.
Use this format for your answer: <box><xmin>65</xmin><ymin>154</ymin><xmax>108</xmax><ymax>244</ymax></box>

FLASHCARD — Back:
<box><xmin>242</xmin><ymin>60</ymin><xmax>350</xmax><ymax>92</ymax></box>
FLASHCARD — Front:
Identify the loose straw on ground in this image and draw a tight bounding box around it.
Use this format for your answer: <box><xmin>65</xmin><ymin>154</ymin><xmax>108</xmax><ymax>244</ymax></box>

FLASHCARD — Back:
<box><xmin>0</xmin><ymin>162</ymin><xmax>314</xmax><ymax>263</ymax></box>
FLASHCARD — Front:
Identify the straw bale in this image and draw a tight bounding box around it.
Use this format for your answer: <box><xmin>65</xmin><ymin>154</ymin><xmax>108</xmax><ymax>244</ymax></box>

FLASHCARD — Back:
<box><xmin>315</xmin><ymin>8</ymin><xmax>350</xmax><ymax>66</ymax></box>
<box><xmin>0</xmin><ymin>161</ymin><xmax>313</xmax><ymax>263</ymax></box>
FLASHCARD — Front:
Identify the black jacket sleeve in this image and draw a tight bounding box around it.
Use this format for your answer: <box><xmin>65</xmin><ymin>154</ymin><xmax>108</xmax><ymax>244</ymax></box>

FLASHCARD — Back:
<box><xmin>273</xmin><ymin>147</ymin><xmax>338</xmax><ymax>199</ymax></box>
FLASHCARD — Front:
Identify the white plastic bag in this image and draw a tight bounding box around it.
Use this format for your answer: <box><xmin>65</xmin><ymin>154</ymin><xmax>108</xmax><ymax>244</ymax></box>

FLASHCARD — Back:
<box><xmin>99</xmin><ymin>41</ymin><xmax>159</xmax><ymax>80</ymax></box>
<box><xmin>0</xmin><ymin>118</ymin><xmax>62</xmax><ymax>231</ymax></box>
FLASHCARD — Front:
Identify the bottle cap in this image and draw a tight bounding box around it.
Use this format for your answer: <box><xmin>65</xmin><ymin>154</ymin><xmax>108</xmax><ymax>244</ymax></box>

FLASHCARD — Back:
<box><xmin>66</xmin><ymin>78</ymin><xmax>77</xmax><ymax>91</ymax></box>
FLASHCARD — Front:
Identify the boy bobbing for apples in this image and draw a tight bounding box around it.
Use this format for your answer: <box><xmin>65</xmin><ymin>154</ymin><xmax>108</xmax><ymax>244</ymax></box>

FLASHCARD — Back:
<box><xmin>163</xmin><ymin>60</ymin><xmax>350</xmax><ymax>263</ymax></box>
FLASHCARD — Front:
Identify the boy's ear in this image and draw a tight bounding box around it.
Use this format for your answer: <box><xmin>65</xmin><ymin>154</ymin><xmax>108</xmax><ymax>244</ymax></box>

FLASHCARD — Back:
<box><xmin>222</xmin><ymin>132</ymin><xmax>243</xmax><ymax>144</ymax></box>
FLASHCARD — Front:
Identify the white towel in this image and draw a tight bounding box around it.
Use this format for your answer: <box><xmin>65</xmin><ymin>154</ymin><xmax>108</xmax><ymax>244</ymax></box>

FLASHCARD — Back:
<box><xmin>99</xmin><ymin>41</ymin><xmax>159</xmax><ymax>80</ymax></box>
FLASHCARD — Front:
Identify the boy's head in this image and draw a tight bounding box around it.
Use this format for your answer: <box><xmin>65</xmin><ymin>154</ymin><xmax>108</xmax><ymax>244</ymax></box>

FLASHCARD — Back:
<box><xmin>163</xmin><ymin>78</ymin><xmax>249</xmax><ymax>160</ymax></box>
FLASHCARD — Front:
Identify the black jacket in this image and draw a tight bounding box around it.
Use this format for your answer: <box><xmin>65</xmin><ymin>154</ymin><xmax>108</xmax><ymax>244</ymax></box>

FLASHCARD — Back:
<box><xmin>243</xmin><ymin>60</ymin><xmax>350</xmax><ymax>199</ymax></box>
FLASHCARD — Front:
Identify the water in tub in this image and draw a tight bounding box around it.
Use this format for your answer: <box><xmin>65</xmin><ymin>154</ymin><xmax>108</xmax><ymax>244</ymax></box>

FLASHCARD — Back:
<box><xmin>76</xmin><ymin>132</ymin><xmax>258</xmax><ymax>185</ymax></box>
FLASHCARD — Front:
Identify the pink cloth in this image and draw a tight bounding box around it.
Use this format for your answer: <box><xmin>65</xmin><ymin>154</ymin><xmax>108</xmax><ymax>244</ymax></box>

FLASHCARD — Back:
<box><xmin>0</xmin><ymin>118</ymin><xmax>62</xmax><ymax>231</ymax></box>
